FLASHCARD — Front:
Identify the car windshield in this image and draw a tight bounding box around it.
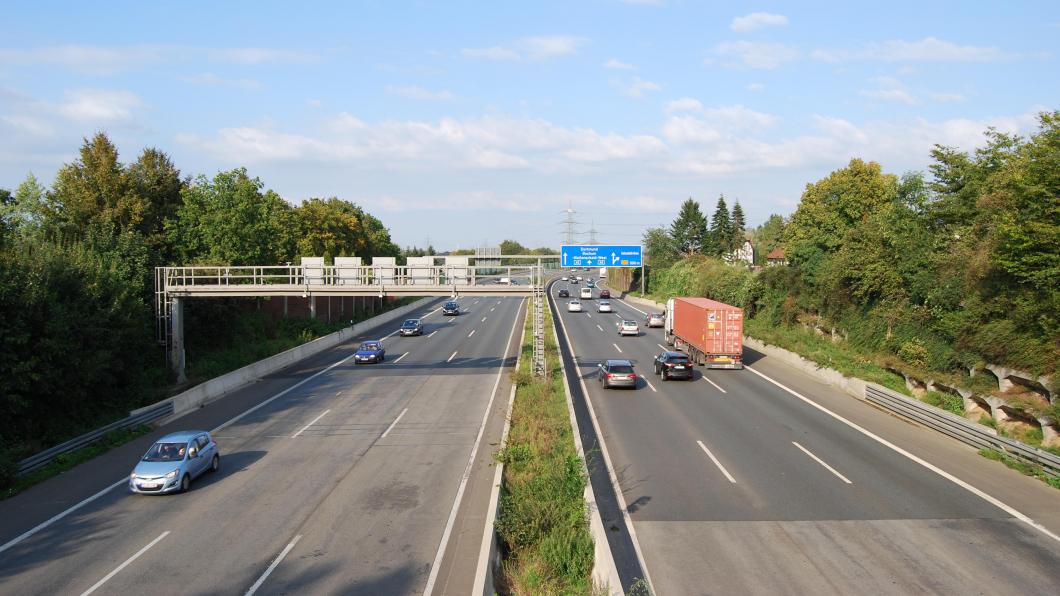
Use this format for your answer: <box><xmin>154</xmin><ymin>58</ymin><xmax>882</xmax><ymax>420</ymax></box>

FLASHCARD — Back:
<box><xmin>445</xmin><ymin>303</ymin><xmax>457</xmax><ymax>308</ymax></box>
<box><xmin>623</xmin><ymin>320</ymin><xmax>637</xmax><ymax>326</ymax></box>
<box><xmin>609</xmin><ymin>365</ymin><xmax>634</xmax><ymax>374</ymax></box>
<box><xmin>360</xmin><ymin>342</ymin><xmax>380</xmax><ymax>351</ymax></box>
<box><xmin>143</xmin><ymin>442</ymin><xmax>187</xmax><ymax>462</ymax></box>
<box><xmin>402</xmin><ymin>320</ymin><xmax>418</xmax><ymax>327</ymax></box>
<box><xmin>599</xmin><ymin>301</ymin><xmax>610</xmax><ymax>305</ymax></box>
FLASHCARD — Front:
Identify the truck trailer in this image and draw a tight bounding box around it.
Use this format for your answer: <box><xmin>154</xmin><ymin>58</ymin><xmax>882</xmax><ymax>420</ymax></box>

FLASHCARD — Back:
<box><xmin>664</xmin><ymin>297</ymin><xmax>744</xmax><ymax>369</ymax></box>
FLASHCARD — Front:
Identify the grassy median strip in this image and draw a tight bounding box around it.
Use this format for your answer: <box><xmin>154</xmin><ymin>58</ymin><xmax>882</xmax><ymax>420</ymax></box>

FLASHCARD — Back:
<box><xmin>496</xmin><ymin>303</ymin><xmax>595</xmax><ymax>594</ymax></box>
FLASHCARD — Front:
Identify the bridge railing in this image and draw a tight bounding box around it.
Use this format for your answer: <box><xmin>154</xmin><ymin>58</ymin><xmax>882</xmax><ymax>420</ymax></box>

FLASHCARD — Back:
<box><xmin>160</xmin><ymin>264</ymin><xmax>539</xmax><ymax>289</ymax></box>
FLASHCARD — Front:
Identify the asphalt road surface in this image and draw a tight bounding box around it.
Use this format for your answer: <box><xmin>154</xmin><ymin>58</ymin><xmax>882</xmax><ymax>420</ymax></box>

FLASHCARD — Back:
<box><xmin>553</xmin><ymin>282</ymin><xmax>1060</xmax><ymax>595</ymax></box>
<box><xmin>0</xmin><ymin>296</ymin><xmax>524</xmax><ymax>595</ymax></box>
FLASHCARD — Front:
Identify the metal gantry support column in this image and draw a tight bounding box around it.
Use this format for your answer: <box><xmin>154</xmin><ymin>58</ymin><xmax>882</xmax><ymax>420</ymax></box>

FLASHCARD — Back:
<box><xmin>532</xmin><ymin>261</ymin><xmax>546</xmax><ymax>376</ymax></box>
<box><xmin>170</xmin><ymin>296</ymin><xmax>187</xmax><ymax>384</ymax></box>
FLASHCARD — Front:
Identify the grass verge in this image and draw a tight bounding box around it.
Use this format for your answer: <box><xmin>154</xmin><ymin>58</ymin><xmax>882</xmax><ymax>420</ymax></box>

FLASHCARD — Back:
<box><xmin>496</xmin><ymin>302</ymin><xmax>595</xmax><ymax>594</ymax></box>
<box><xmin>1</xmin><ymin>425</ymin><xmax>152</xmax><ymax>501</ymax></box>
<box><xmin>978</xmin><ymin>449</ymin><xmax>1060</xmax><ymax>490</ymax></box>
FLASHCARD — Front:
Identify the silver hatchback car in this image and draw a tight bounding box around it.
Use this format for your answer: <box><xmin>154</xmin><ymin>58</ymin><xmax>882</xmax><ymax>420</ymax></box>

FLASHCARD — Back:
<box><xmin>130</xmin><ymin>431</ymin><xmax>220</xmax><ymax>494</ymax></box>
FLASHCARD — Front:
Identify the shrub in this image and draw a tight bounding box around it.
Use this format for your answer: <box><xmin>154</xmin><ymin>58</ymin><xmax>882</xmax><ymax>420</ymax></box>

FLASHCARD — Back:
<box><xmin>898</xmin><ymin>339</ymin><xmax>929</xmax><ymax>368</ymax></box>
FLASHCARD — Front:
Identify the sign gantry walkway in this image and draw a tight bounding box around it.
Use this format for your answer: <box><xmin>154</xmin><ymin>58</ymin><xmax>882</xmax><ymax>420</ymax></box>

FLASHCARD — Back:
<box><xmin>155</xmin><ymin>255</ymin><xmax>560</xmax><ymax>383</ymax></box>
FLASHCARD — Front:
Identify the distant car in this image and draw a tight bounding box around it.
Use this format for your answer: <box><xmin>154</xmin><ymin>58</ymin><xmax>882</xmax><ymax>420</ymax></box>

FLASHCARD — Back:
<box><xmin>576</xmin><ymin>276</ymin><xmax>583</xmax><ymax>281</ymax></box>
<box><xmin>399</xmin><ymin>318</ymin><xmax>423</xmax><ymax>336</ymax></box>
<box><xmin>567</xmin><ymin>300</ymin><xmax>583</xmax><ymax>313</ymax></box>
<box><xmin>646</xmin><ymin>312</ymin><xmax>665</xmax><ymax>327</ymax></box>
<box><xmin>500</xmin><ymin>277</ymin><xmax>511</xmax><ymax>285</ymax></box>
<box><xmin>599</xmin><ymin>290</ymin><xmax>611</xmax><ymax>299</ymax></box>
<box><xmin>654</xmin><ymin>351</ymin><xmax>693</xmax><ymax>381</ymax></box>
<box><xmin>618</xmin><ymin>320</ymin><xmax>640</xmax><ymax>336</ymax></box>
<box><xmin>580</xmin><ymin>287</ymin><xmax>593</xmax><ymax>300</ymax></box>
<box><xmin>130</xmin><ymin>431</ymin><xmax>219</xmax><ymax>494</ymax></box>
<box><xmin>354</xmin><ymin>341</ymin><xmax>385</xmax><ymax>363</ymax></box>
<box><xmin>570</xmin><ymin>278</ymin><xmax>579</xmax><ymax>285</ymax></box>
<box><xmin>597</xmin><ymin>300</ymin><xmax>613</xmax><ymax>313</ymax></box>
<box><xmin>558</xmin><ymin>288</ymin><xmax>570</xmax><ymax>298</ymax></box>
<box><xmin>561</xmin><ymin>276</ymin><xmax>569</xmax><ymax>281</ymax></box>
<box><xmin>442</xmin><ymin>301</ymin><xmax>460</xmax><ymax>316</ymax></box>
<box><xmin>598</xmin><ymin>359</ymin><xmax>637</xmax><ymax>389</ymax></box>
<box><xmin>586</xmin><ymin>280</ymin><xmax>595</xmax><ymax>288</ymax></box>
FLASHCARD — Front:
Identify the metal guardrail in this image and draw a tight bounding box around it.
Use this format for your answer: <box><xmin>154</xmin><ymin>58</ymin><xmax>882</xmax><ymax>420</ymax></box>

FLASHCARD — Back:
<box><xmin>17</xmin><ymin>402</ymin><xmax>173</xmax><ymax>476</ymax></box>
<box><xmin>865</xmin><ymin>385</ymin><xmax>1060</xmax><ymax>477</ymax></box>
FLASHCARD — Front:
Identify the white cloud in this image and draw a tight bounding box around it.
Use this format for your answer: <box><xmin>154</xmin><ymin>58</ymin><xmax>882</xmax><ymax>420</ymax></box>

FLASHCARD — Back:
<box><xmin>730</xmin><ymin>12</ymin><xmax>789</xmax><ymax>33</ymax></box>
<box><xmin>812</xmin><ymin>37</ymin><xmax>1014</xmax><ymax>63</ymax></box>
<box><xmin>617</xmin><ymin>77</ymin><xmax>662</xmax><ymax>99</ymax></box>
<box><xmin>665</xmin><ymin>97</ymin><xmax>703</xmax><ymax>113</ymax></box>
<box><xmin>603</xmin><ymin>58</ymin><xmax>636</xmax><ymax>70</ymax></box>
<box><xmin>859</xmin><ymin>76</ymin><xmax>918</xmax><ymax>105</ymax></box>
<box><xmin>386</xmin><ymin>85</ymin><xmax>455</xmax><ymax>101</ymax></box>
<box><xmin>0</xmin><ymin>45</ymin><xmax>319</xmax><ymax>74</ymax></box>
<box><xmin>747</xmin><ymin>83</ymin><xmax>765</xmax><ymax>92</ymax></box>
<box><xmin>930</xmin><ymin>92</ymin><xmax>968</xmax><ymax>103</ymax></box>
<box><xmin>521</xmin><ymin>36</ymin><xmax>584</xmax><ymax>59</ymax></box>
<box><xmin>57</xmin><ymin>89</ymin><xmax>143</xmax><ymax>123</ymax></box>
<box><xmin>461</xmin><ymin>36</ymin><xmax>584</xmax><ymax>61</ymax></box>
<box><xmin>179</xmin><ymin>73</ymin><xmax>263</xmax><ymax>90</ymax></box>
<box><xmin>712</xmin><ymin>41</ymin><xmax>799</xmax><ymax>69</ymax></box>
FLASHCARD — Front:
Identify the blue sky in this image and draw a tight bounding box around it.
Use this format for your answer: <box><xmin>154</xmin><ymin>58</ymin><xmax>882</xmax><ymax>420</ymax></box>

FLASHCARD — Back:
<box><xmin>2</xmin><ymin>1</ymin><xmax>1057</xmax><ymax>251</ymax></box>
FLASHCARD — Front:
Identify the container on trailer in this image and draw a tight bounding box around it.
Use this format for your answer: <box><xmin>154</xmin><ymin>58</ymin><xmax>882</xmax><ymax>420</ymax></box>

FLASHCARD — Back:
<box><xmin>664</xmin><ymin>297</ymin><xmax>743</xmax><ymax>369</ymax></box>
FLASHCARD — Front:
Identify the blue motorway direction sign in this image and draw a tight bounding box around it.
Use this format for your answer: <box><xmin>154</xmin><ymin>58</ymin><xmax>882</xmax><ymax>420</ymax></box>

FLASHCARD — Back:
<box><xmin>560</xmin><ymin>245</ymin><xmax>642</xmax><ymax>268</ymax></box>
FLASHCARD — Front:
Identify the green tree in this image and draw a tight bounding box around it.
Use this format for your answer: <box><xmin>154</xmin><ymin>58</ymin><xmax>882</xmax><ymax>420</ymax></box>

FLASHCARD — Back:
<box><xmin>751</xmin><ymin>214</ymin><xmax>785</xmax><ymax>265</ymax></box>
<box><xmin>643</xmin><ymin>226</ymin><xmax>678</xmax><ymax>268</ymax></box>
<box><xmin>127</xmin><ymin>148</ymin><xmax>185</xmax><ymax>259</ymax></box>
<box><xmin>669</xmin><ymin>198</ymin><xmax>708</xmax><ymax>255</ymax></box>
<box><xmin>710</xmin><ymin>195</ymin><xmax>732</xmax><ymax>256</ymax></box>
<box><xmin>167</xmin><ymin>168</ymin><xmax>295</xmax><ymax>265</ymax></box>
<box><xmin>294</xmin><ymin>197</ymin><xmax>374</xmax><ymax>261</ymax></box>
<box><xmin>730</xmin><ymin>200</ymin><xmax>746</xmax><ymax>251</ymax></box>
<box><xmin>46</xmin><ymin>133</ymin><xmax>146</xmax><ymax>241</ymax></box>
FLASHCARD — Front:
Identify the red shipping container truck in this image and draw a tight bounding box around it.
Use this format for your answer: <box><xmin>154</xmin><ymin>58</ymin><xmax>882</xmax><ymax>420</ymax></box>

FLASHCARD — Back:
<box><xmin>663</xmin><ymin>297</ymin><xmax>744</xmax><ymax>369</ymax></box>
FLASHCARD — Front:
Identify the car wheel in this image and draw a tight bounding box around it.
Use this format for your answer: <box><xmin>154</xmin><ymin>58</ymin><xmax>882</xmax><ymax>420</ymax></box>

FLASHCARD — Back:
<box><xmin>210</xmin><ymin>454</ymin><xmax>220</xmax><ymax>473</ymax></box>
<box><xmin>180</xmin><ymin>474</ymin><xmax>190</xmax><ymax>493</ymax></box>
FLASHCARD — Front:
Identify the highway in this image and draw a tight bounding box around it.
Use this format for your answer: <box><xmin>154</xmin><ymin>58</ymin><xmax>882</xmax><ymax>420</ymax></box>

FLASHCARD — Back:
<box><xmin>552</xmin><ymin>280</ymin><xmax>1060</xmax><ymax>595</ymax></box>
<box><xmin>0</xmin><ymin>297</ymin><xmax>524</xmax><ymax>595</ymax></box>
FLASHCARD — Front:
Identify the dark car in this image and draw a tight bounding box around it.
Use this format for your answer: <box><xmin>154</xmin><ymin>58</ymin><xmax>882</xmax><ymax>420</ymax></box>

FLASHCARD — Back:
<box><xmin>598</xmin><ymin>359</ymin><xmax>637</xmax><ymax>389</ymax></box>
<box><xmin>354</xmin><ymin>341</ymin><xmax>385</xmax><ymax>363</ymax></box>
<box><xmin>558</xmin><ymin>288</ymin><xmax>570</xmax><ymax>298</ymax></box>
<box><xmin>399</xmin><ymin>318</ymin><xmax>423</xmax><ymax>336</ymax></box>
<box><xmin>654</xmin><ymin>351</ymin><xmax>693</xmax><ymax>380</ymax></box>
<box><xmin>599</xmin><ymin>289</ymin><xmax>611</xmax><ymax>299</ymax></box>
<box><xmin>442</xmin><ymin>301</ymin><xmax>460</xmax><ymax>316</ymax></box>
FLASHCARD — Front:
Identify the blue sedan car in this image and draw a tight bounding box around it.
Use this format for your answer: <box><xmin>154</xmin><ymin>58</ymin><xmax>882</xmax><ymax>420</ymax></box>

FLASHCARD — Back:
<box><xmin>130</xmin><ymin>431</ymin><xmax>219</xmax><ymax>494</ymax></box>
<box><xmin>354</xmin><ymin>340</ymin><xmax>385</xmax><ymax>363</ymax></box>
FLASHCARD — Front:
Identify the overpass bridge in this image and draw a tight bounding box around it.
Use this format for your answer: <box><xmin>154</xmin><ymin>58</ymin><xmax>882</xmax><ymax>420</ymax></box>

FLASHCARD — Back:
<box><xmin>155</xmin><ymin>255</ymin><xmax>564</xmax><ymax>382</ymax></box>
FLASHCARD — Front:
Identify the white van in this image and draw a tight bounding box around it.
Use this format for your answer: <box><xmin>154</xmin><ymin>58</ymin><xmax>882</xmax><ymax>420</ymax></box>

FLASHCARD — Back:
<box><xmin>580</xmin><ymin>287</ymin><xmax>593</xmax><ymax>300</ymax></box>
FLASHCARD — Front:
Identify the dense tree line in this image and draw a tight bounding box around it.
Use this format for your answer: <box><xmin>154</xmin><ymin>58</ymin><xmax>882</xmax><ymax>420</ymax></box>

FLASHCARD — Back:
<box><xmin>643</xmin><ymin>111</ymin><xmax>1059</xmax><ymax>384</ymax></box>
<box><xmin>0</xmin><ymin>133</ymin><xmax>401</xmax><ymax>481</ymax></box>
<box><xmin>643</xmin><ymin>195</ymin><xmax>748</xmax><ymax>269</ymax></box>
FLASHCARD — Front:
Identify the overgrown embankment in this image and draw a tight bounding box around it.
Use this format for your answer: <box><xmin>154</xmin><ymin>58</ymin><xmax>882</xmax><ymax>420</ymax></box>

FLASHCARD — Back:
<box><xmin>496</xmin><ymin>302</ymin><xmax>594</xmax><ymax>594</ymax></box>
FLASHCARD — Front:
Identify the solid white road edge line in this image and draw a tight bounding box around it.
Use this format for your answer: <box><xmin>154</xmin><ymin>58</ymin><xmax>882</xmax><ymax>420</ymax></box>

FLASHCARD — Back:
<box><xmin>244</xmin><ymin>534</ymin><xmax>303</xmax><ymax>596</ymax></box>
<box><xmin>381</xmin><ymin>408</ymin><xmax>409</xmax><ymax>439</ymax></box>
<box><xmin>472</xmin><ymin>306</ymin><xmax>526</xmax><ymax>595</ymax></box>
<box><xmin>423</xmin><ymin>298</ymin><xmax>525</xmax><ymax>596</ymax></box>
<box><xmin>447</xmin><ymin>350</ymin><xmax>458</xmax><ymax>363</ymax></box>
<box><xmin>555</xmin><ymin>291</ymin><xmax>655</xmax><ymax>594</ymax></box>
<box><xmin>792</xmin><ymin>441</ymin><xmax>852</xmax><ymax>484</ymax></box>
<box><xmin>612</xmin><ymin>343</ymin><xmax>623</xmax><ymax>354</ymax></box>
<box><xmin>291</xmin><ymin>409</ymin><xmax>330</xmax><ymax>438</ymax></box>
<box><xmin>0</xmin><ymin>303</ymin><xmax>399</xmax><ymax>556</ymax></box>
<box><xmin>746</xmin><ymin>365</ymin><xmax>1060</xmax><ymax>544</ymax></box>
<box><xmin>79</xmin><ymin>530</ymin><xmax>170</xmax><ymax>596</ymax></box>
<box><xmin>701</xmin><ymin>375</ymin><xmax>727</xmax><ymax>393</ymax></box>
<box><xmin>697</xmin><ymin>440</ymin><xmax>737</xmax><ymax>484</ymax></box>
